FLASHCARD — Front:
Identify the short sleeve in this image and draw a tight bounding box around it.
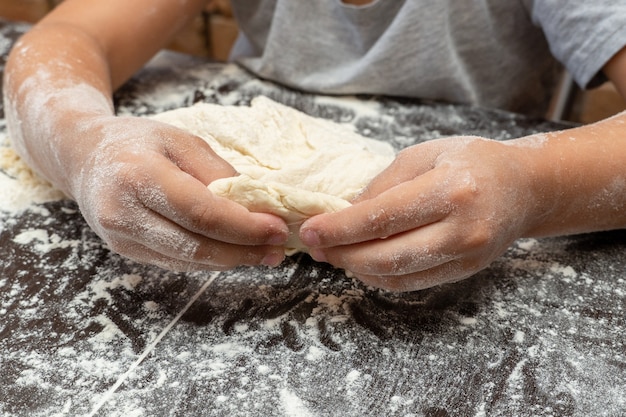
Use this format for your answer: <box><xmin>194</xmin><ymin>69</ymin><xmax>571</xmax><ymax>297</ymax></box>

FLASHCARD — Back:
<box><xmin>524</xmin><ymin>0</ymin><xmax>626</xmax><ymax>88</ymax></box>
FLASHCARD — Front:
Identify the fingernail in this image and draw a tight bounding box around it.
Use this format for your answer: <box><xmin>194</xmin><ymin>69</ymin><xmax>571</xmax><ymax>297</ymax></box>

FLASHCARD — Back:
<box><xmin>262</xmin><ymin>252</ymin><xmax>284</xmax><ymax>267</ymax></box>
<box><xmin>309</xmin><ymin>248</ymin><xmax>326</xmax><ymax>263</ymax></box>
<box><xmin>300</xmin><ymin>228</ymin><xmax>320</xmax><ymax>247</ymax></box>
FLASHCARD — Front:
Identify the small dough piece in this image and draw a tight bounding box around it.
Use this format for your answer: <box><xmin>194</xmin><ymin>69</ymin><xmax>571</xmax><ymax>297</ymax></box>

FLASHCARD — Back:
<box><xmin>151</xmin><ymin>96</ymin><xmax>395</xmax><ymax>253</ymax></box>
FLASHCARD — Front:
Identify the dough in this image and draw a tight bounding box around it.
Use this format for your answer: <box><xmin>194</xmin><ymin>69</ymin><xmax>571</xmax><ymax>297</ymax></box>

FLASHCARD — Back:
<box><xmin>151</xmin><ymin>96</ymin><xmax>395</xmax><ymax>253</ymax></box>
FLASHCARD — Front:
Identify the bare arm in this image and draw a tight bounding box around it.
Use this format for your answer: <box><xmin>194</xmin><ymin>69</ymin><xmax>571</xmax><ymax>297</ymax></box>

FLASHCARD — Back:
<box><xmin>523</xmin><ymin>46</ymin><xmax>626</xmax><ymax>236</ymax></box>
<box><xmin>4</xmin><ymin>0</ymin><xmax>209</xmax><ymax>193</ymax></box>
<box><xmin>300</xmin><ymin>52</ymin><xmax>626</xmax><ymax>292</ymax></box>
<box><xmin>4</xmin><ymin>0</ymin><xmax>289</xmax><ymax>271</ymax></box>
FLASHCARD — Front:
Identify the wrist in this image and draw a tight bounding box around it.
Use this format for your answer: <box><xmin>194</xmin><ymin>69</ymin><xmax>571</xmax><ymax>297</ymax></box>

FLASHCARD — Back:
<box><xmin>502</xmin><ymin>134</ymin><xmax>564</xmax><ymax>238</ymax></box>
<box><xmin>4</xmin><ymin>67</ymin><xmax>113</xmax><ymax>198</ymax></box>
<box><xmin>514</xmin><ymin>121</ymin><xmax>626</xmax><ymax>237</ymax></box>
<box><xmin>4</xmin><ymin>25</ymin><xmax>115</xmax><ymax>199</ymax></box>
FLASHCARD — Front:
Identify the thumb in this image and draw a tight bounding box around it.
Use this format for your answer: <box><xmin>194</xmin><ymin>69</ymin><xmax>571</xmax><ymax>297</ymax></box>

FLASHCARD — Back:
<box><xmin>164</xmin><ymin>130</ymin><xmax>237</xmax><ymax>186</ymax></box>
<box><xmin>353</xmin><ymin>141</ymin><xmax>443</xmax><ymax>203</ymax></box>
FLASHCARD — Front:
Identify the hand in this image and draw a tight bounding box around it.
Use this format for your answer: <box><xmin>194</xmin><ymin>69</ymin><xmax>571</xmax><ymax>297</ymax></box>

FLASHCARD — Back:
<box><xmin>70</xmin><ymin>116</ymin><xmax>289</xmax><ymax>271</ymax></box>
<box><xmin>300</xmin><ymin>136</ymin><xmax>540</xmax><ymax>292</ymax></box>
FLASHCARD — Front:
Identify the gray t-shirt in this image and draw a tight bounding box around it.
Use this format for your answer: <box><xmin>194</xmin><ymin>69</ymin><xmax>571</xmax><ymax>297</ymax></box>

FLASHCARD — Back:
<box><xmin>229</xmin><ymin>1</ymin><xmax>626</xmax><ymax>117</ymax></box>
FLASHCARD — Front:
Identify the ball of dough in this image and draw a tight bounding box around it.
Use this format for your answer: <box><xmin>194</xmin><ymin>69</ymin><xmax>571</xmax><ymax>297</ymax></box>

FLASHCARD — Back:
<box><xmin>151</xmin><ymin>96</ymin><xmax>395</xmax><ymax>253</ymax></box>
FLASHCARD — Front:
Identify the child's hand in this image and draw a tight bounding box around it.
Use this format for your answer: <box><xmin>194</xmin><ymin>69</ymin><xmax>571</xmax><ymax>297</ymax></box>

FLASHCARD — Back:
<box><xmin>300</xmin><ymin>136</ymin><xmax>541</xmax><ymax>291</ymax></box>
<box><xmin>70</xmin><ymin>116</ymin><xmax>289</xmax><ymax>271</ymax></box>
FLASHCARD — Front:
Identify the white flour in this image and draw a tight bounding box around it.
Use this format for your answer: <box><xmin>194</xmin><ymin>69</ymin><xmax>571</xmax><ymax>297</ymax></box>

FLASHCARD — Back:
<box><xmin>0</xmin><ymin>132</ymin><xmax>65</xmax><ymax>214</ymax></box>
<box><xmin>1</xmin><ymin>49</ymin><xmax>625</xmax><ymax>417</ymax></box>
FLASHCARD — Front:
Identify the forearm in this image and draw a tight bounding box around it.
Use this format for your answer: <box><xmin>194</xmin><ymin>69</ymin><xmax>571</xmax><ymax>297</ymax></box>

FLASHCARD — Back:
<box><xmin>3</xmin><ymin>23</ymin><xmax>114</xmax><ymax>197</ymax></box>
<box><xmin>520</xmin><ymin>113</ymin><xmax>626</xmax><ymax>237</ymax></box>
<box><xmin>3</xmin><ymin>0</ymin><xmax>209</xmax><ymax>197</ymax></box>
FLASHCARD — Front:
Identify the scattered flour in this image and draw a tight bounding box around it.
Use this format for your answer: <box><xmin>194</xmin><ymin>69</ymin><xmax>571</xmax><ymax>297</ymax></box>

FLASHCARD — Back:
<box><xmin>305</xmin><ymin>345</ymin><xmax>324</xmax><ymax>361</ymax></box>
<box><xmin>13</xmin><ymin>228</ymin><xmax>80</xmax><ymax>253</ymax></box>
<box><xmin>516</xmin><ymin>238</ymin><xmax>539</xmax><ymax>251</ymax></box>
<box><xmin>279</xmin><ymin>388</ymin><xmax>315</xmax><ymax>417</ymax></box>
<box><xmin>345</xmin><ymin>369</ymin><xmax>361</xmax><ymax>384</ymax></box>
<box><xmin>2</xmin><ymin>49</ymin><xmax>625</xmax><ymax>417</ymax></box>
<box><xmin>0</xmin><ymin>143</ymin><xmax>65</xmax><ymax>213</ymax></box>
<box><xmin>549</xmin><ymin>264</ymin><xmax>577</xmax><ymax>279</ymax></box>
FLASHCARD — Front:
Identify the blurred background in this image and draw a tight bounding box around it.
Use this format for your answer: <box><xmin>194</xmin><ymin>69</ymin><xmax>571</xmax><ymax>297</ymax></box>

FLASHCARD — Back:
<box><xmin>0</xmin><ymin>0</ymin><xmax>239</xmax><ymax>61</ymax></box>
<box><xmin>0</xmin><ymin>0</ymin><xmax>624</xmax><ymax>124</ymax></box>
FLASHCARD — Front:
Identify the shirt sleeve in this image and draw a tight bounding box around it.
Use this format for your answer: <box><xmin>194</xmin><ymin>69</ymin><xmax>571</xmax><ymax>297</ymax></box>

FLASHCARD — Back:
<box><xmin>524</xmin><ymin>0</ymin><xmax>626</xmax><ymax>89</ymax></box>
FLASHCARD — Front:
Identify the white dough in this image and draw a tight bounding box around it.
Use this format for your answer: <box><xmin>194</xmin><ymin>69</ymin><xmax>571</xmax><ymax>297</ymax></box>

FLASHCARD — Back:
<box><xmin>150</xmin><ymin>96</ymin><xmax>395</xmax><ymax>253</ymax></box>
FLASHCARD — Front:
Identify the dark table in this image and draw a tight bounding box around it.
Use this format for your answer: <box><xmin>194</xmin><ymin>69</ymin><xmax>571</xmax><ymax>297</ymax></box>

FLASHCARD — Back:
<box><xmin>1</xmin><ymin>19</ymin><xmax>625</xmax><ymax>417</ymax></box>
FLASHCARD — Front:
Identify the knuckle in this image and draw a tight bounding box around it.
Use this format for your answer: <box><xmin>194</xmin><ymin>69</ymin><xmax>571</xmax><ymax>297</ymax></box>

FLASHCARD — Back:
<box><xmin>394</xmin><ymin>147</ymin><xmax>415</xmax><ymax>165</ymax></box>
<box><xmin>187</xmin><ymin>201</ymin><xmax>218</xmax><ymax>232</ymax></box>
<box><xmin>366</xmin><ymin>204</ymin><xmax>396</xmax><ymax>236</ymax></box>
<box><xmin>465</xmin><ymin>224</ymin><xmax>493</xmax><ymax>249</ymax></box>
<box><xmin>448</xmin><ymin>177</ymin><xmax>478</xmax><ymax>207</ymax></box>
<box><xmin>116</xmin><ymin>159</ymin><xmax>142</xmax><ymax>184</ymax></box>
<box><xmin>95</xmin><ymin>207</ymin><xmax>129</xmax><ymax>233</ymax></box>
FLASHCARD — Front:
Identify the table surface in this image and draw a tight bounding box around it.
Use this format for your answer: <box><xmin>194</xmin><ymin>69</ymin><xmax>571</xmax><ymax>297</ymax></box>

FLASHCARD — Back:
<box><xmin>1</xmin><ymin>20</ymin><xmax>626</xmax><ymax>417</ymax></box>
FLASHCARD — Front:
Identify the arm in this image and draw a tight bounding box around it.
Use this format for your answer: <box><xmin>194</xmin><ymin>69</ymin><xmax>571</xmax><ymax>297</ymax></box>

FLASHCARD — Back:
<box><xmin>300</xmin><ymin>53</ymin><xmax>626</xmax><ymax>292</ymax></box>
<box><xmin>5</xmin><ymin>0</ymin><xmax>195</xmax><ymax>193</ymax></box>
<box><xmin>604</xmin><ymin>45</ymin><xmax>626</xmax><ymax>100</ymax></box>
<box><xmin>4</xmin><ymin>0</ymin><xmax>288</xmax><ymax>270</ymax></box>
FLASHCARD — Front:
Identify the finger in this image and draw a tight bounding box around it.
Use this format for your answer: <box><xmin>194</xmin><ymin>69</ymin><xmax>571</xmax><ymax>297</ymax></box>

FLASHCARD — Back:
<box><xmin>162</xmin><ymin>130</ymin><xmax>237</xmax><ymax>185</ymax></box>
<box><xmin>353</xmin><ymin>142</ymin><xmax>443</xmax><ymax>203</ymax></box>
<box><xmin>107</xmin><ymin>212</ymin><xmax>286</xmax><ymax>270</ymax></box>
<box><xmin>136</xmin><ymin>154</ymin><xmax>289</xmax><ymax>246</ymax></box>
<box><xmin>300</xmin><ymin>168</ymin><xmax>450</xmax><ymax>248</ymax></box>
<box><xmin>117</xmin><ymin>239</ymin><xmax>286</xmax><ymax>271</ymax></box>
<box><xmin>113</xmin><ymin>242</ymin><xmax>281</xmax><ymax>272</ymax></box>
<box><xmin>353</xmin><ymin>260</ymin><xmax>470</xmax><ymax>292</ymax></box>
<box><xmin>114</xmin><ymin>242</ymin><xmax>224</xmax><ymax>273</ymax></box>
<box><xmin>310</xmin><ymin>221</ymin><xmax>457</xmax><ymax>277</ymax></box>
